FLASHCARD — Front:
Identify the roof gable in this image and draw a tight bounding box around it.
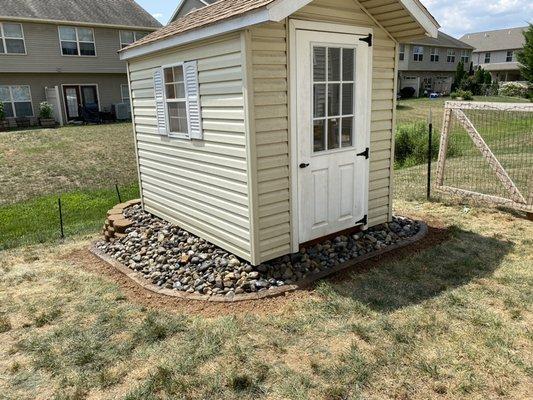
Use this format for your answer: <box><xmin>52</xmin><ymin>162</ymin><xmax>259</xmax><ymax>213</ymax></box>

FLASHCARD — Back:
<box><xmin>0</xmin><ymin>0</ymin><xmax>162</xmax><ymax>29</ymax></box>
<box><xmin>121</xmin><ymin>0</ymin><xmax>440</xmax><ymax>60</ymax></box>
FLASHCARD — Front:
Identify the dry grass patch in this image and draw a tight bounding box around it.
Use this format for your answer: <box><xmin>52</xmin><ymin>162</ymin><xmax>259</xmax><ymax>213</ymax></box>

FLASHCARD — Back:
<box><xmin>0</xmin><ymin>201</ymin><xmax>532</xmax><ymax>399</ymax></box>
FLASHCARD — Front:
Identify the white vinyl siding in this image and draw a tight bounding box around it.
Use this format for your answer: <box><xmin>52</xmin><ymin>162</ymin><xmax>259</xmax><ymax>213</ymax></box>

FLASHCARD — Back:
<box><xmin>128</xmin><ymin>34</ymin><xmax>252</xmax><ymax>260</ymax></box>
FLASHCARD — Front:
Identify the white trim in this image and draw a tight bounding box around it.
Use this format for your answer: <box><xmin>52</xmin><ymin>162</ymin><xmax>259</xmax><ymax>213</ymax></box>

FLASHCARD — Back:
<box><xmin>60</xmin><ymin>83</ymin><xmax>101</xmax><ymax>122</ymax></box>
<box><xmin>160</xmin><ymin>62</ymin><xmax>189</xmax><ymax>139</ymax></box>
<box><xmin>0</xmin><ymin>84</ymin><xmax>34</xmax><ymax>118</ymax></box>
<box><xmin>289</xmin><ymin>19</ymin><xmax>373</xmax><ymax>252</ymax></box>
<box><xmin>58</xmin><ymin>26</ymin><xmax>97</xmax><ymax>57</ymax></box>
<box><xmin>0</xmin><ymin>16</ymin><xmax>160</xmax><ymax>31</ymax></box>
<box><xmin>0</xmin><ymin>22</ymin><xmax>27</xmax><ymax>55</ymax></box>
<box><xmin>122</xmin><ymin>0</ymin><xmax>438</xmax><ymax>61</ymax></box>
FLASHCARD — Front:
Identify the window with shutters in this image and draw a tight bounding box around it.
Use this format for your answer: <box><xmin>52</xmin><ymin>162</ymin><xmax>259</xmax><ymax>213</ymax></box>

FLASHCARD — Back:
<box><xmin>154</xmin><ymin>61</ymin><xmax>202</xmax><ymax>139</ymax></box>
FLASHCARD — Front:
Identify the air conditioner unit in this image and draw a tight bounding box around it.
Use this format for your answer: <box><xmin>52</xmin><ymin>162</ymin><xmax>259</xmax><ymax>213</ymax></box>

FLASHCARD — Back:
<box><xmin>114</xmin><ymin>102</ymin><xmax>131</xmax><ymax>120</ymax></box>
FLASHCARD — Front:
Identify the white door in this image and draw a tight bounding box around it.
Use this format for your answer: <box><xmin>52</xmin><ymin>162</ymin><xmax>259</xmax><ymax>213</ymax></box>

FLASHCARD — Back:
<box><xmin>296</xmin><ymin>29</ymin><xmax>371</xmax><ymax>243</ymax></box>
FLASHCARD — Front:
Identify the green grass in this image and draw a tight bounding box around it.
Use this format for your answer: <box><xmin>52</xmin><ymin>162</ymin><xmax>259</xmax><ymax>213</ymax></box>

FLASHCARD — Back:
<box><xmin>0</xmin><ymin>123</ymin><xmax>137</xmax><ymax>205</ymax></box>
<box><xmin>0</xmin><ymin>183</ymin><xmax>139</xmax><ymax>250</ymax></box>
<box><xmin>0</xmin><ymin>201</ymin><xmax>531</xmax><ymax>399</ymax></box>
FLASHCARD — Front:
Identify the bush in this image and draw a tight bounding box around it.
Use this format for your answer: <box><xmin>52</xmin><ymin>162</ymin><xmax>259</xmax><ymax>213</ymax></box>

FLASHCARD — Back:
<box><xmin>450</xmin><ymin>90</ymin><xmax>473</xmax><ymax>100</ymax></box>
<box><xmin>498</xmin><ymin>81</ymin><xmax>530</xmax><ymax>98</ymax></box>
<box><xmin>400</xmin><ymin>86</ymin><xmax>416</xmax><ymax>99</ymax></box>
<box><xmin>39</xmin><ymin>102</ymin><xmax>54</xmax><ymax>119</ymax></box>
<box><xmin>0</xmin><ymin>102</ymin><xmax>5</xmax><ymax>121</ymax></box>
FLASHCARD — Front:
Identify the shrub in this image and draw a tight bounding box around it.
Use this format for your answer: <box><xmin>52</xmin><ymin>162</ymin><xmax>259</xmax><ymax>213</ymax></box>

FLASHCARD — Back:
<box><xmin>39</xmin><ymin>102</ymin><xmax>54</xmax><ymax>119</ymax></box>
<box><xmin>498</xmin><ymin>81</ymin><xmax>530</xmax><ymax>98</ymax></box>
<box><xmin>0</xmin><ymin>102</ymin><xmax>5</xmax><ymax>121</ymax></box>
<box><xmin>450</xmin><ymin>90</ymin><xmax>473</xmax><ymax>100</ymax></box>
<box><xmin>400</xmin><ymin>86</ymin><xmax>416</xmax><ymax>99</ymax></box>
<box><xmin>395</xmin><ymin>122</ymin><xmax>441</xmax><ymax>168</ymax></box>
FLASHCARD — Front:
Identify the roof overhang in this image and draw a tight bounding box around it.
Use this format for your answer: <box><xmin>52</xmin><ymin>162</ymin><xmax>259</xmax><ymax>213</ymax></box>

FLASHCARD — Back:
<box><xmin>120</xmin><ymin>0</ymin><xmax>439</xmax><ymax>61</ymax></box>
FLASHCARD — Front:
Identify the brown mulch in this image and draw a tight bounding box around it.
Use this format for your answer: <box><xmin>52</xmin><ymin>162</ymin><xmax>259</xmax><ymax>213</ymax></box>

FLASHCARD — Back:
<box><xmin>65</xmin><ymin>217</ymin><xmax>451</xmax><ymax>318</ymax></box>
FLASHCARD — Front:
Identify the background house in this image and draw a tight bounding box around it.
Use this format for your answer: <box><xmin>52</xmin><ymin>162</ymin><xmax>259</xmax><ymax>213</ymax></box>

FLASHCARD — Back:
<box><xmin>170</xmin><ymin>0</ymin><xmax>217</xmax><ymax>21</ymax></box>
<box><xmin>0</xmin><ymin>0</ymin><xmax>161</xmax><ymax>126</ymax></box>
<box><xmin>398</xmin><ymin>31</ymin><xmax>473</xmax><ymax>97</ymax></box>
<box><xmin>460</xmin><ymin>26</ymin><xmax>527</xmax><ymax>82</ymax></box>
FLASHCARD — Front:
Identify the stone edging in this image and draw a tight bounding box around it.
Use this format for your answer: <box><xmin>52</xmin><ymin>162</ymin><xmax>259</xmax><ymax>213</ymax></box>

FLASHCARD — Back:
<box><xmin>102</xmin><ymin>199</ymin><xmax>141</xmax><ymax>242</ymax></box>
<box><xmin>89</xmin><ymin>220</ymin><xmax>428</xmax><ymax>303</ymax></box>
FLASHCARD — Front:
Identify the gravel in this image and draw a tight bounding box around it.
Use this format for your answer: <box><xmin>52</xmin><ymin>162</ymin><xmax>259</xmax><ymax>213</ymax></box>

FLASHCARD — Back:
<box><xmin>96</xmin><ymin>205</ymin><xmax>421</xmax><ymax>297</ymax></box>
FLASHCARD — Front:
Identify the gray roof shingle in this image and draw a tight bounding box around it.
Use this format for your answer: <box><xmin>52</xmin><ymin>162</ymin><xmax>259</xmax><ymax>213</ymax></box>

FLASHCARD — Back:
<box><xmin>0</xmin><ymin>0</ymin><xmax>162</xmax><ymax>29</ymax></box>
<box><xmin>405</xmin><ymin>31</ymin><xmax>473</xmax><ymax>50</ymax></box>
<box><xmin>459</xmin><ymin>26</ymin><xmax>527</xmax><ymax>52</ymax></box>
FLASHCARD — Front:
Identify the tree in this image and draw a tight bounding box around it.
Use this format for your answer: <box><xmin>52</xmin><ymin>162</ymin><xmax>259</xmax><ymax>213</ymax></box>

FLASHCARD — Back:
<box><xmin>452</xmin><ymin>60</ymin><xmax>467</xmax><ymax>91</ymax></box>
<box><xmin>517</xmin><ymin>24</ymin><xmax>533</xmax><ymax>83</ymax></box>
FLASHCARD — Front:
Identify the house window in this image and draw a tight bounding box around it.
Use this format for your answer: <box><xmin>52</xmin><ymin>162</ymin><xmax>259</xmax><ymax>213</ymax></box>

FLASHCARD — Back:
<box><xmin>430</xmin><ymin>48</ymin><xmax>439</xmax><ymax>62</ymax></box>
<box><xmin>506</xmin><ymin>50</ymin><xmax>514</xmax><ymax>62</ymax></box>
<box><xmin>413</xmin><ymin>46</ymin><xmax>424</xmax><ymax>62</ymax></box>
<box><xmin>484</xmin><ymin>52</ymin><xmax>491</xmax><ymax>63</ymax></box>
<box><xmin>121</xmin><ymin>84</ymin><xmax>130</xmax><ymax>103</ymax></box>
<box><xmin>119</xmin><ymin>30</ymin><xmax>149</xmax><ymax>49</ymax></box>
<box><xmin>399</xmin><ymin>44</ymin><xmax>405</xmax><ymax>61</ymax></box>
<box><xmin>0</xmin><ymin>85</ymin><xmax>33</xmax><ymax>118</ymax></box>
<box><xmin>446</xmin><ymin>49</ymin><xmax>456</xmax><ymax>63</ymax></box>
<box><xmin>163</xmin><ymin>65</ymin><xmax>189</xmax><ymax>135</ymax></box>
<box><xmin>0</xmin><ymin>22</ymin><xmax>26</xmax><ymax>54</ymax></box>
<box><xmin>461</xmin><ymin>50</ymin><xmax>470</xmax><ymax>64</ymax></box>
<box><xmin>59</xmin><ymin>26</ymin><xmax>96</xmax><ymax>56</ymax></box>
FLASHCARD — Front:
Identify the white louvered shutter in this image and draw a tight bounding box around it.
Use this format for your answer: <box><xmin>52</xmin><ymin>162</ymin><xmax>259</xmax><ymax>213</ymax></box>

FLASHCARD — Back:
<box><xmin>153</xmin><ymin>68</ymin><xmax>167</xmax><ymax>135</ymax></box>
<box><xmin>184</xmin><ymin>60</ymin><xmax>203</xmax><ymax>140</ymax></box>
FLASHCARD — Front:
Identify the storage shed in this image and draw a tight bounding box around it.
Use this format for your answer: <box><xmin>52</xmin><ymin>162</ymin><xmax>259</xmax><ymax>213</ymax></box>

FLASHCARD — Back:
<box><xmin>120</xmin><ymin>0</ymin><xmax>439</xmax><ymax>265</ymax></box>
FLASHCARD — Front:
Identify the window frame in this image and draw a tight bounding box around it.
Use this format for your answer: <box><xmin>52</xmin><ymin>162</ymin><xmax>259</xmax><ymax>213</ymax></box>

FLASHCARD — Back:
<box><xmin>161</xmin><ymin>62</ymin><xmax>189</xmax><ymax>139</ymax></box>
<box><xmin>430</xmin><ymin>47</ymin><xmax>439</xmax><ymax>62</ymax></box>
<box><xmin>120</xmin><ymin>84</ymin><xmax>130</xmax><ymax>103</ymax></box>
<box><xmin>506</xmin><ymin>50</ymin><xmax>514</xmax><ymax>62</ymax></box>
<box><xmin>0</xmin><ymin>22</ymin><xmax>27</xmax><ymax>55</ymax></box>
<box><xmin>119</xmin><ymin>30</ymin><xmax>148</xmax><ymax>49</ymax></box>
<box><xmin>460</xmin><ymin>50</ymin><xmax>470</xmax><ymax>64</ymax></box>
<box><xmin>413</xmin><ymin>46</ymin><xmax>424</xmax><ymax>62</ymax></box>
<box><xmin>484</xmin><ymin>52</ymin><xmax>491</xmax><ymax>64</ymax></box>
<box><xmin>0</xmin><ymin>84</ymin><xmax>34</xmax><ymax>118</ymax></box>
<box><xmin>58</xmin><ymin>26</ymin><xmax>97</xmax><ymax>57</ymax></box>
<box><xmin>446</xmin><ymin>49</ymin><xmax>456</xmax><ymax>63</ymax></box>
<box><xmin>398</xmin><ymin>44</ymin><xmax>405</xmax><ymax>61</ymax></box>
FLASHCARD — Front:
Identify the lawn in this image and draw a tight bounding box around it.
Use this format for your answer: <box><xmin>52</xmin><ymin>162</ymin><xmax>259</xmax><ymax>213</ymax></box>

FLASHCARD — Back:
<box><xmin>0</xmin><ymin>200</ymin><xmax>531</xmax><ymax>399</ymax></box>
<box><xmin>0</xmin><ymin>123</ymin><xmax>139</xmax><ymax>250</ymax></box>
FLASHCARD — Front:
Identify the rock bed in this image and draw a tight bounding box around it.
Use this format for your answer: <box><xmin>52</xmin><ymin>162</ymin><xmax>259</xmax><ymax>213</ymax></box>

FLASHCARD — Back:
<box><xmin>96</xmin><ymin>205</ymin><xmax>421</xmax><ymax>298</ymax></box>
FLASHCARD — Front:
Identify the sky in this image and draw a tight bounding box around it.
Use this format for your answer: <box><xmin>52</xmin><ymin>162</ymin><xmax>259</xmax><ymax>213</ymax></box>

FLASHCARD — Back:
<box><xmin>136</xmin><ymin>0</ymin><xmax>533</xmax><ymax>38</ymax></box>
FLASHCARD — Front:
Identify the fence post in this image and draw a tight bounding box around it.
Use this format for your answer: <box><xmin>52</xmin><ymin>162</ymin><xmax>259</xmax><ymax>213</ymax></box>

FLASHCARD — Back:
<box><xmin>427</xmin><ymin>109</ymin><xmax>433</xmax><ymax>201</ymax></box>
<box><xmin>115</xmin><ymin>183</ymin><xmax>122</xmax><ymax>203</ymax></box>
<box><xmin>58</xmin><ymin>197</ymin><xmax>64</xmax><ymax>239</ymax></box>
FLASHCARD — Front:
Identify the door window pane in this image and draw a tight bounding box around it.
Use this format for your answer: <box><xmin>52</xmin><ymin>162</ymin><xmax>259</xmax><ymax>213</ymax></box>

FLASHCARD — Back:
<box><xmin>341</xmin><ymin>118</ymin><xmax>353</xmax><ymax>147</ymax></box>
<box><xmin>313</xmin><ymin>47</ymin><xmax>326</xmax><ymax>81</ymax></box>
<box><xmin>342</xmin><ymin>84</ymin><xmax>353</xmax><ymax>115</ymax></box>
<box><xmin>328</xmin><ymin>48</ymin><xmax>341</xmax><ymax>81</ymax></box>
<box><xmin>168</xmin><ymin>102</ymin><xmax>188</xmax><ymax>134</ymax></box>
<box><xmin>313</xmin><ymin>84</ymin><xmax>326</xmax><ymax>118</ymax></box>
<box><xmin>82</xmin><ymin>87</ymin><xmax>97</xmax><ymax>106</ymax></box>
<box><xmin>328</xmin><ymin>118</ymin><xmax>340</xmax><ymax>150</ymax></box>
<box><xmin>313</xmin><ymin>119</ymin><xmax>326</xmax><ymax>152</ymax></box>
<box><xmin>65</xmin><ymin>88</ymin><xmax>79</xmax><ymax>117</ymax></box>
<box><xmin>14</xmin><ymin>102</ymin><xmax>33</xmax><ymax>117</ymax></box>
<box><xmin>328</xmin><ymin>83</ymin><xmax>340</xmax><ymax>116</ymax></box>
<box><xmin>342</xmin><ymin>48</ymin><xmax>355</xmax><ymax>81</ymax></box>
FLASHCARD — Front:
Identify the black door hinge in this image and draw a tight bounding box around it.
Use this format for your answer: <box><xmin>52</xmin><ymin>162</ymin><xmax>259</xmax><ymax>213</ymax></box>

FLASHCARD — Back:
<box><xmin>357</xmin><ymin>147</ymin><xmax>369</xmax><ymax>159</ymax></box>
<box><xmin>356</xmin><ymin>215</ymin><xmax>368</xmax><ymax>226</ymax></box>
<box><xmin>359</xmin><ymin>34</ymin><xmax>372</xmax><ymax>47</ymax></box>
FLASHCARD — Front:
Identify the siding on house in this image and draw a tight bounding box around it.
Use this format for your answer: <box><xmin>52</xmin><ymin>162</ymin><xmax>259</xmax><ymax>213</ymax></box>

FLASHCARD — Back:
<box><xmin>127</xmin><ymin>34</ymin><xmax>253</xmax><ymax>260</ymax></box>
<box><xmin>0</xmin><ymin>21</ymin><xmax>148</xmax><ymax>74</ymax></box>
<box><xmin>247</xmin><ymin>0</ymin><xmax>399</xmax><ymax>262</ymax></box>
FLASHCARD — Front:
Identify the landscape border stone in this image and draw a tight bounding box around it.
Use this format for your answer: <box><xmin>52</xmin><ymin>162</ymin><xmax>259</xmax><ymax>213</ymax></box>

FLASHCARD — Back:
<box><xmin>90</xmin><ymin>218</ymin><xmax>428</xmax><ymax>303</ymax></box>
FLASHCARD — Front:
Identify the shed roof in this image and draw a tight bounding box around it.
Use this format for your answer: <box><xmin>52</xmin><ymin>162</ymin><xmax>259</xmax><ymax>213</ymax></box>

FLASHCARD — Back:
<box><xmin>405</xmin><ymin>31</ymin><xmax>473</xmax><ymax>49</ymax></box>
<box><xmin>0</xmin><ymin>0</ymin><xmax>162</xmax><ymax>29</ymax></box>
<box><xmin>121</xmin><ymin>0</ymin><xmax>440</xmax><ymax>60</ymax></box>
<box><xmin>459</xmin><ymin>26</ymin><xmax>527</xmax><ymax>52</ymax></box>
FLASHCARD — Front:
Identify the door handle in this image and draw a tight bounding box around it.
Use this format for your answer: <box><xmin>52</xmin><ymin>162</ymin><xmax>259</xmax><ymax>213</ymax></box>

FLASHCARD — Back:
<box><xmin>299</xmin><ymin>163</ymin><xmax>310</xmax><ymax>169</ymax></box>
